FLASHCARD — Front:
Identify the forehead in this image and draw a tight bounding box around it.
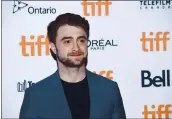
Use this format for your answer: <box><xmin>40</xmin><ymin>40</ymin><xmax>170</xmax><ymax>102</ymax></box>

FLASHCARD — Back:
<box><xmin>57</xmin><ymin>25</ymin><xmax>87</xmax><ymax>39</ymax></box>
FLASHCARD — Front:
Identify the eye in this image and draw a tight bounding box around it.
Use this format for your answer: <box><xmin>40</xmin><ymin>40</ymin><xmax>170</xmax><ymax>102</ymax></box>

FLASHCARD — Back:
<box><xmin>79</xmin><ymin>39</ymin><xmax>86</xmax><ymax>43</ymax></box>
<box><xmin>64</xmin><ymin>40</ymin><xmax>71</xmax><ymax>44</ymax></box>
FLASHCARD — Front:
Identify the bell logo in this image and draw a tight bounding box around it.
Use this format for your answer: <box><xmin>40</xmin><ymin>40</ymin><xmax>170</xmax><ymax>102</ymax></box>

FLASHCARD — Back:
<box><xmin>19</xmin><ymin>35</ymin><xmax>50</xmax><ymax>56</ymax></box>
<box><xmin>93</xmin><ymin>70</ymin><xmax>113</xmax><ymax>80</ymax></box>
<box><xmin>142</xmin><ymin>104</ymin><xmax>172</xmax><ymax>119</ymax></box>
<box><xmin>140</xmin><ymin>32</ymin><xmax>170</xmax><ymax>52</ymax></box>
<box><xmin>81</xmin><ymin>0</ymin><xmax>112</xmax><ymax>16</ymax></box>
<box><xmin>141</xmin><ymin>70</ymin><xmax>170</xmax><ymax>87</ymax></box>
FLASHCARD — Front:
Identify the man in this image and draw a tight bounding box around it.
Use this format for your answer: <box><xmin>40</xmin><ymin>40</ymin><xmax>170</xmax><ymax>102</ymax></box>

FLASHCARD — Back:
<box><xmin>19</xmin><ymin>13</ymin><xmax>126</xmax><ymax>119</ymax></box>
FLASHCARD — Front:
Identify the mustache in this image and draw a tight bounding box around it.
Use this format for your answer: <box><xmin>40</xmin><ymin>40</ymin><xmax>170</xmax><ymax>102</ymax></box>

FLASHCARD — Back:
<box><xmin>68</xmin><ymin>51</ymin><xmax>84</xmax><ymax>56</ymax></box>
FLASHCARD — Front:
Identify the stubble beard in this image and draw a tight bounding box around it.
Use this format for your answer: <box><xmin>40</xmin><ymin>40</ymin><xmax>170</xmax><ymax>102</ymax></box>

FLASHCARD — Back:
<box><xmin>57</xmin><ymin>51</ymin><xmax>88</xmax><ymax>68</ymax></box>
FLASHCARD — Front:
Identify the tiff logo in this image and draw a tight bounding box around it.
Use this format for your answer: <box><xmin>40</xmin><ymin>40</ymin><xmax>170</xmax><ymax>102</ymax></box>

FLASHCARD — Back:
<box><xmin>81</xmin><ymin>0</ymin><xmax>112</xmax><ymax>16</ymax></box>
<box><xmin>142</xmin><ymin>104</ymin><xmax>172</xmax><ymax>119</ymax></box>
<box><xmin>140</xmin><ymin>32</ymin><xmax>170</xmax><ymax>52</ymax></box>
<box><xmin>19</xmin><ymin>35</ymin><xmax>50</xmax><ymax>56</ymax></box>
<box><xmin>141</xmin><ymin>70</ymin><xmax>170</xmax><ymax>87</ymax></box>
<box><xmin>93</xmin><ymin>70</ymin><xmax>113</xmax><ymax>80</ymax></box>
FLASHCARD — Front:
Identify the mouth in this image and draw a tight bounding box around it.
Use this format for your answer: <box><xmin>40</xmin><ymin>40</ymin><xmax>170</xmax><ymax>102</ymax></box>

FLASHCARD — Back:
<box><xmin>70</xmin><ymin>54</ymin><xmax>82</xmax><ymax>57</ymax></box>
<box><xmin>69</xmin><ymin>52</ymin><xmax>83</xmax><ymax>57</ymax></box>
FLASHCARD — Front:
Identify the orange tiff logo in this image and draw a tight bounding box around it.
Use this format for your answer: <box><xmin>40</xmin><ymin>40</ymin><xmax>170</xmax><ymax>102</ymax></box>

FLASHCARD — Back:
<box><xmin>140</xmin><ymin>32</ymin><xmax>170</xmax><ymax>52</ymax></box>
<box><xmin>93</xmin><ymin>70</ymin><xmax>113</xmax><ymax>80</ymax></box>
<box><xmin>81</xmin><ymin>0</ymin><xmax>112</xmax><ymax>16</ymax></box>
<box><xmin>142</xmin><ymin>104</ymin><xmax>172</xmax><ymax>119</ymax></box>
<box><xmin>19</xmin><ymin>35</ymin><xmax>50</xmax><ymax>56</ymax></box>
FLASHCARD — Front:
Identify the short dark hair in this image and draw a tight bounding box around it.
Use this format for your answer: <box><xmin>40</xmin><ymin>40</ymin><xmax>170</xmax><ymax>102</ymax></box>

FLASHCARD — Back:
<box><xmin>47</xmin><ymin>13</ymin><xmax>90</xmax><ymax>61</ymax></box>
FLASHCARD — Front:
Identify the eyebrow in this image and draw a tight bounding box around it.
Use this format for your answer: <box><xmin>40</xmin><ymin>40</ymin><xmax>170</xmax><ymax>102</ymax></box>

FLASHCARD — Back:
<box><xmin>60</xmin><ymin>36</ymin><xmax>87</xmax><ymax>41</ymax></box>
<box><xmin>77</xmin><ymin>36</ymin><xmax>87</xmax><ymax>40</ymax></box>
<box><xmin>61</xmin><ymin>36</ymin><xmax>73</xmax><ymax>41</ymax></box>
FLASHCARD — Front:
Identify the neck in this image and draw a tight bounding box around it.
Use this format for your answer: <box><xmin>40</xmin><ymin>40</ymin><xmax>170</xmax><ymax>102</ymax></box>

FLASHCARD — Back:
<box><xmin>57</xmin><ymin>62</ymin><xmax>86</xmax><ymax>83</ymax></box>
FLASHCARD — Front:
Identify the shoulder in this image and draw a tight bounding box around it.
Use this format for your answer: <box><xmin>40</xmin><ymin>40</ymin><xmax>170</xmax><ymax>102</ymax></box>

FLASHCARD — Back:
<box><xmin>87</xmin><ymin>70</ymin><xmax>119</xmax><ymax>91</ymax></box>
<box><xmin>87</xmin><ymin>69</ymin><xmax>117</xmax><ymax>85</ymax></box>
<box><xmin>87</xmin><ymin>70</ymin><xmax>122</xmax><ymax>102</ymax></box>
<box><xmin>25</xmin><ymin>71</ymin><xmax>57</xmax><ymax>93</ymax></box>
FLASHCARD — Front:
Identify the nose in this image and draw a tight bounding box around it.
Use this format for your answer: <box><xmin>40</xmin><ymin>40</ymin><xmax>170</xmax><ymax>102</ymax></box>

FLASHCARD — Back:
<box><xmin>72</xmin><ymin>41</ymin><xmax>80</xmax><ymax>51</ymax></box>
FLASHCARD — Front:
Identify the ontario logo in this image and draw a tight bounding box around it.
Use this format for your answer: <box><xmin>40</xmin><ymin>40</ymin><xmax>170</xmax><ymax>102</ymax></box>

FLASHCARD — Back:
<box><xmin>13</xmin><ymin>0</ymin><xmax>56</xmax><ymax>14</ymax></box>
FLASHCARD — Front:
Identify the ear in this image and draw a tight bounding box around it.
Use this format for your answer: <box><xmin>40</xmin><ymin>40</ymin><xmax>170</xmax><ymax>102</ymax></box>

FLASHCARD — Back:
<box><xmin>50</xmin><ymin>42</ymin><xmax>56</xmax><ymax>54</ymax></box>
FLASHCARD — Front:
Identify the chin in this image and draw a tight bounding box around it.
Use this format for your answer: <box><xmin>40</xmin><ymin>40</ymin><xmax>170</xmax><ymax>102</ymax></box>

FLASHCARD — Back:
<box><xmin>69</xmin><ymin>60</ymin><xmax>85</xmax><ymax>67</ymax></box>
<box><xmin>72</xmin><ymin>61</ymin><xmax>82</xmax><ymax>65</ymax></box>
<box><xmin>70</xmin><ymin>57</ymin><xmax>83</xmax><ymax>61</ymax></box>
<box><xmin>67</xmin><ymin>63</ymin><xmax>83</xmax><ymax>68</ymax></box>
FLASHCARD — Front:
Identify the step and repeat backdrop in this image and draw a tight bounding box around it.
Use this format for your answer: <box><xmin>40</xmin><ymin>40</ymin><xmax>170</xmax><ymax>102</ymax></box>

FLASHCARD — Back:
<box><xmin>2</xmin><ymin>0</ymin><xmax>172</xmax><ymax>118</ymax></box>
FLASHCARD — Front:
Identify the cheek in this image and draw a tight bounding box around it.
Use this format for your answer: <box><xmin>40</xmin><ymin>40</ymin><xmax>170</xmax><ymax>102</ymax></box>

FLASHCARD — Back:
<box><xmin>57</xmin><ymin>44</ymin><xmax>67</xmax><ymax>54</ymax></box>
<box><xmin>57</xmin><ymin>48</ymin><xmax>68</xmax><ymax>57</ymax></box>
<box><xmin>81</xmin><ymin>47</ymin><xmax>88</xmax><ymax>55</ymax></box>
<box><xmin>80</xmin><ymin>44</ymin><xmax>87</xmax><ymax>50</ymax></box>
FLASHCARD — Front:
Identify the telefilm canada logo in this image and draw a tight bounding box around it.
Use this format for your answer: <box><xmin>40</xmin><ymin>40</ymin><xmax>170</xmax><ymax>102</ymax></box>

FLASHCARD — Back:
<box><xmin>87</xmin><ymin>38</ymin><xmax>118</xmax><ymax>50</ymax></box>
<box><xmin>140</xmin><ymin>0</ymin><xmax>171</xmax><ymax>10</ymax></box>
<box><xmin>13</xmin><ymin>0</ymin><xmax>56</xmax><ymax>14</ymax></box>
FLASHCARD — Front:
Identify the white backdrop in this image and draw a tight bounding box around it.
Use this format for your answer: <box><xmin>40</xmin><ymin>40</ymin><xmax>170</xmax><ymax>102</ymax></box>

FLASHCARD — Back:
<box><xmin>2</xmin><ymin>0</ymin><xmax>172</xmax><ymax>118</ymax></box>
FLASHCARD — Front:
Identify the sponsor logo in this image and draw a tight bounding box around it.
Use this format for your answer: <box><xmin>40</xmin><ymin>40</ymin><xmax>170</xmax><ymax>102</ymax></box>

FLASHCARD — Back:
<box><xmin>141</xmin><ymin>70</ymin><xmax>170</xmax><ymax>87</ymax></box>
<box><xmin>140</xmin><ymin>0</ymin><xmax>171</xmax><ymax>10</ymax></box>
<box><xmin>88</xmin><ymin>39</ymin><xmax>118</xmax><ymax>50</ymax></box>
<box><xmin>142</xmin><ymin>104</ymin><xmax>172</xmax><ymax>119</ymax></box>
<box><xmin>19</xmin><ymin>35</ymin><xmax>50</xmax><ymax>56</ymax></box>
<box><xmin>93</xmin><ymin>70</ymin><xmax>113</xmax><ymax>80</ymax></box>
<box><xmin>13</xmin><ymin>0</ymin><xmax>28</xmax><ymax>13</ymax></box>
<box><xmin>81</xmin><ymin>0</ymin><xmax>112</xmax><ymax>16</ymax></box>
<box><xmin>13</xmin><ymin>0</ymin><xmax>56</xmax><ymax>14</ymax></box>
<box><xmin>17</xmin><ymin>80</ymin><xmax>35</xmax><ymax>92</ymax></box>
<box><xmin>140</xmin><ymin>32</ymin><xmax>170</xmax><ymax>52</ymax></box>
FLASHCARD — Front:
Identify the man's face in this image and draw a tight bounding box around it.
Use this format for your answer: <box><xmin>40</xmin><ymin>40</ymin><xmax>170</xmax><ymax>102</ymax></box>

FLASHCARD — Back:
<box><xmin>50</xmin><ymin>25</ymin><xmax>88</xmax><ymax>67</ymax></box>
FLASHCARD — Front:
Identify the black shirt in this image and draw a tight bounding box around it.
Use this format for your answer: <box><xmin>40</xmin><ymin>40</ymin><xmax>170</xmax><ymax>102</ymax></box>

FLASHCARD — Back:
<box><xmin>60</xmin><ymin>76</ymin><xmax>90</xmax><ymax>119</ymax></box>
